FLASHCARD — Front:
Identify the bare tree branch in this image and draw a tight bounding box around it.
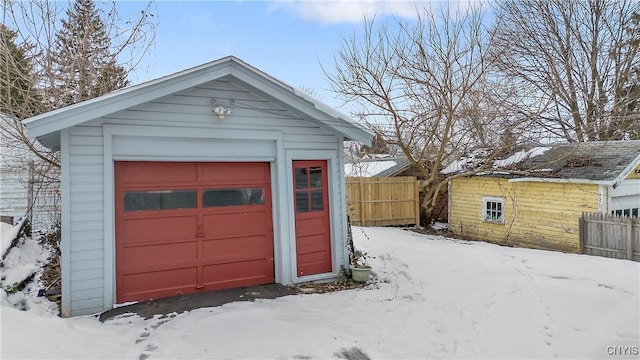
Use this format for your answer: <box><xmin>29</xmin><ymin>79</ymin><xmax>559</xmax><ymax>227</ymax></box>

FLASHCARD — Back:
<box><xmin>490</xmin><ymin>0</ymin><xmax>640</xmax><ymax>141</ymax></box>
<box><xmin>325</xmin><ymin>4</ymin><xmax>518</xmax><ymax>222</ymax></box>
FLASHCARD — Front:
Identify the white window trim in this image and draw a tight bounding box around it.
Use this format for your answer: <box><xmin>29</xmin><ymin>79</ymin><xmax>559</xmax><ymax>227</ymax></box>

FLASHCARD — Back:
<box><xmin>482</xmin><ymin>196</ymin><xmax>505</xmax><ymax>224</ymax></box>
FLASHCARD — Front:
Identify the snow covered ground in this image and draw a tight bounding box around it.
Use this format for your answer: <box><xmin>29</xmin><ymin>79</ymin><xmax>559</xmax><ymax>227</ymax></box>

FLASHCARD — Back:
<box><xmin>2</xmin><ymin>227</ymin><xmax>639</xmax><ymax>359</ymax></box>
<box><xmin>1</xmin><ymin>219</ymin><xmax>56</xmax><ymax>313</ymax></box>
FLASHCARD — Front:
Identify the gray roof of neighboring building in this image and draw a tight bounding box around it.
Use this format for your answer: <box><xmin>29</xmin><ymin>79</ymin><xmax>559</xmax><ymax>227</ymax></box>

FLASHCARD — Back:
<box><xmin>513</xmin><ymin>141</ymin><xmax>640</xmax><ymax>182</ymax></box>
<box><xmin>448</xmin><ymin>140</ymin><xmax>640</xmax><ymax>186</ymax></box>
<box><xmin>375</xmin><ymin>156</ymin><xmax>412</xmax><ymax>177</ymax></box>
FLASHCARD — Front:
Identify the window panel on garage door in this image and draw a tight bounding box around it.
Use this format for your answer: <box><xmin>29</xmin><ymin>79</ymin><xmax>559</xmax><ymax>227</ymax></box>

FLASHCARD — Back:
<box><xmin>124</xmin><ymin>190</ymin><xmax>197</xmax><ymax>211</ymax></box>
<box><xmin>203</xmin><ymin>188</ymin><xmax>265</xmax><ymax>207</ymax></box>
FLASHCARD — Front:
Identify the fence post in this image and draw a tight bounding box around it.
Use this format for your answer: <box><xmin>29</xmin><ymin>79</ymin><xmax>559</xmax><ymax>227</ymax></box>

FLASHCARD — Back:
<box><xmin>578</xmin><ymin>213</ymin><xmax>585</xmax><ymax>254</ymax></box>
<box><xmin>627</xmin><ymin>217</ymin><xmax>634</xmax><ymax>260</ymax></box>
<box><xmin>414</xmin><ymin>178</ymin><xmax>420</xmax><ymax>226</ymax></box>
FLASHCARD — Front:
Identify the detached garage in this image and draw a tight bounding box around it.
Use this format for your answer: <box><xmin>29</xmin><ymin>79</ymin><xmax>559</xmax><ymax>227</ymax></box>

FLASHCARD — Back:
<box><xmin>23</xmin><ymin>56</ymin><xmax>373</xmax><ymax>316</ymax></box>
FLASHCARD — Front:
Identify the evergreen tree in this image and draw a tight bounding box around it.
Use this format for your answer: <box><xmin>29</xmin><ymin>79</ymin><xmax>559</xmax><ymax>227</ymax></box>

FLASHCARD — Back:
<box><xmin>51</xmin><ymin>0</ymin><xmax>129</xmax><ymax>107</ymax></box>
<box><xmin>621</xmin><ymin>12</ymin><xmax>640</xmax><ymax>139</ymax></box>
<box><xmin>0</xmin><ymin>24</ymin><xmax>38</xmax><ymax>118</ymax></box>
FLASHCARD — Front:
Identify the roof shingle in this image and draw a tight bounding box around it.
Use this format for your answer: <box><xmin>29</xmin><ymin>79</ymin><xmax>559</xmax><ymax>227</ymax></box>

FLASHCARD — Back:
<box><xmin>446</xmin><ymin>140</ymin><xmax>640</xmax><ymax>185</ymax></box>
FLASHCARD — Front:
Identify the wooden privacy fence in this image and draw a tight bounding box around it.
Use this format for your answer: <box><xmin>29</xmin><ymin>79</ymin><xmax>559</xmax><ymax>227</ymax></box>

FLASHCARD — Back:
<box><xmin>346</xmin><ymin>176</ymin><xmax>419</xmax><ymax>227</ymax></box>
<box><xmin>579</xmin><ymin>212</ymin><xmax>640</xmax><ymax>261</ymax></box>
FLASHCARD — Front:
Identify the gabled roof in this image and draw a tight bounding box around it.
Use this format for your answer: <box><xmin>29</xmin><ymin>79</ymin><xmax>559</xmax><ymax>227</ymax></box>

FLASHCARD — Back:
<box><xmin>446</xmin><ymin>140</ymin><xmax>640</xmax><ymax>187</ymax></box>
<box><xmin>23</xmin><ymin>56</ymin><xmax>373</xmax><ymax>150</ymax></box>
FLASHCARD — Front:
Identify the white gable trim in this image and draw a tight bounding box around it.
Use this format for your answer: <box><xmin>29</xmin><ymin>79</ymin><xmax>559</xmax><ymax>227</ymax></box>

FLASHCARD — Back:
<box><xmin>228</xmin><ymin>65</ymin><xmax>371</xmax><ymax>145</ymax></box>
<box><xmin>25</xmin><ymin>62</ymin><xmax>232</xmax><ymax>138</ymax></box>
<box><xmin>23</xmin><ymin>57</ymin><xmax>373</xmax><ymax>148</ymax></box>
<box><xmin>610</xmin><ymin>153</ymin><xmax>640</xmax><ymax>188</ymax></box>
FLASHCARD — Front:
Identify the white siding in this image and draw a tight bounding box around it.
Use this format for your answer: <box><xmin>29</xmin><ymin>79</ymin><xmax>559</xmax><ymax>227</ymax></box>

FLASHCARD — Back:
<box><xmin>1</xmin><ymin>130</ymin><xmax>59</xmax><ymax>231</ymax></box>
<box><xmin>609</xmin><ymin>179</ymin><xmax>640</xmax><ymax>213</ymax></box>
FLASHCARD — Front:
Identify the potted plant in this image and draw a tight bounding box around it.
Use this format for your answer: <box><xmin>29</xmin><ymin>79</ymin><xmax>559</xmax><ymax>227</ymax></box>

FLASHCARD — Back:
<box><xmin>350</xmin><ymin>249</ymin><xmax>371</xmax><ymax>282</ymax></box>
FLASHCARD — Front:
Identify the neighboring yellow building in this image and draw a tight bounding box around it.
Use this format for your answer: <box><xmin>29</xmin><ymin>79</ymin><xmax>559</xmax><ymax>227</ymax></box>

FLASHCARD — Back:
<box><xmin>448</xmin><ymin>141</ymin><xmax>640</xmax><ymax>253</ymax></box>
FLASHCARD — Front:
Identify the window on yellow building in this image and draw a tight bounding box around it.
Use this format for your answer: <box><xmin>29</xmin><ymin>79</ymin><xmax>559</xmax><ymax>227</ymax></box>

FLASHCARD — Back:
<box><xmin>483</xmin><ymin>196</ymin><xmax>505</xmax><ymax>224</ymax></box>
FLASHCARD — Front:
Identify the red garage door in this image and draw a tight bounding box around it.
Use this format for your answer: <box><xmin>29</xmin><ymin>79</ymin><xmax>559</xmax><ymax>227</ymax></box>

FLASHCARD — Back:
<box><xmin>114</xmin><ymin>161</ymin><xmax>274</xmax><ymax>303</ymax></box>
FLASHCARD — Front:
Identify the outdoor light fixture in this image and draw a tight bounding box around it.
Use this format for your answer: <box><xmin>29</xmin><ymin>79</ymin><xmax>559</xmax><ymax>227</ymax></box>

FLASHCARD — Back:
<box><xmin>211</xmin><ymin>99</ymin><xmax>233</xmax><ymax>119</ymax></box>
<box><xmin>213</xmin><ymin>105</ymin><xmax>232</xmax><ymax>119</ymax></box>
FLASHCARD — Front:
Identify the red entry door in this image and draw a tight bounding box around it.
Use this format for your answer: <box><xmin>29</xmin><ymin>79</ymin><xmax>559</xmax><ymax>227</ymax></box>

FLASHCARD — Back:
<box><xmin>293</xmin><ymin>160</ymin><xmax>332</xmax><ymax>276</ymax></box>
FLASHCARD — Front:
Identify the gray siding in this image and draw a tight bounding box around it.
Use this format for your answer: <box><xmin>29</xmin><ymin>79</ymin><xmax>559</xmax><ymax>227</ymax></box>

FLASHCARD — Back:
<box><xmin>102</xmin><ymin>79</ymin><xmax>339</xmax><ymax>148</ymax></box>
<box><xmin>65</xmin><ymin>78</ymin><xmax>347</xmax><ymax>315</ymax></box>
<box><xmin>68</xmin><ymin>125</ymin><xmax>104</xmax><ymax>316</ymax></box>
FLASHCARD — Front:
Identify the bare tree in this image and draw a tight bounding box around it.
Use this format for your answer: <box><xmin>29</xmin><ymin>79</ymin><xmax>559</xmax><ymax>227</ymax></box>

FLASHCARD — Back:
<box><xmin>0</xmin><ymin>0</ymin><xmax>157</xmax><ymax>168</ymax></box>
<box><xmin>1</xmin><ymin>18</ymin><xmax>60</xmax><ymax>168</ymax></box>
<box><xmin>326</xmin><ymin>5</ymin><xmax>507</xmax><ymax>222</ymax></box>
<box><xmin>1</xmin><ymin>0</ymin><xmax>156</xmax><ymax>232</ymax></box>
<box><xmin>491</xmin><ymin>0</ymin><xmax>640</xmax><ymax>141</ymax></box>
<box><xmin>359</xmin><ymin>128</ymin><xmax>391</xmax><ymax>155</ymax></box>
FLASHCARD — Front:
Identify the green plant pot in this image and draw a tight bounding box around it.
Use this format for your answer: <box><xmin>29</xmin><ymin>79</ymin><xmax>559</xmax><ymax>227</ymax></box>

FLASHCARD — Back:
<box><xmin>350</xmin><ymin>265</ymin><xmax>371</xmax><ymax>282</ymax></box>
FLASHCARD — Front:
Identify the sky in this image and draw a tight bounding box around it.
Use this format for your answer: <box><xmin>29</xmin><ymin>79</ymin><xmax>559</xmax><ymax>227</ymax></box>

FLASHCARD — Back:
<box><xmin>2</xmin><ymin>0</ymin><xmax>485</xmax><ymax>114</ymax></box>
<box><xmin>116</xmin><ymin>1</ymin><xmax>428</xmax><ymax>111</ymax></box>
